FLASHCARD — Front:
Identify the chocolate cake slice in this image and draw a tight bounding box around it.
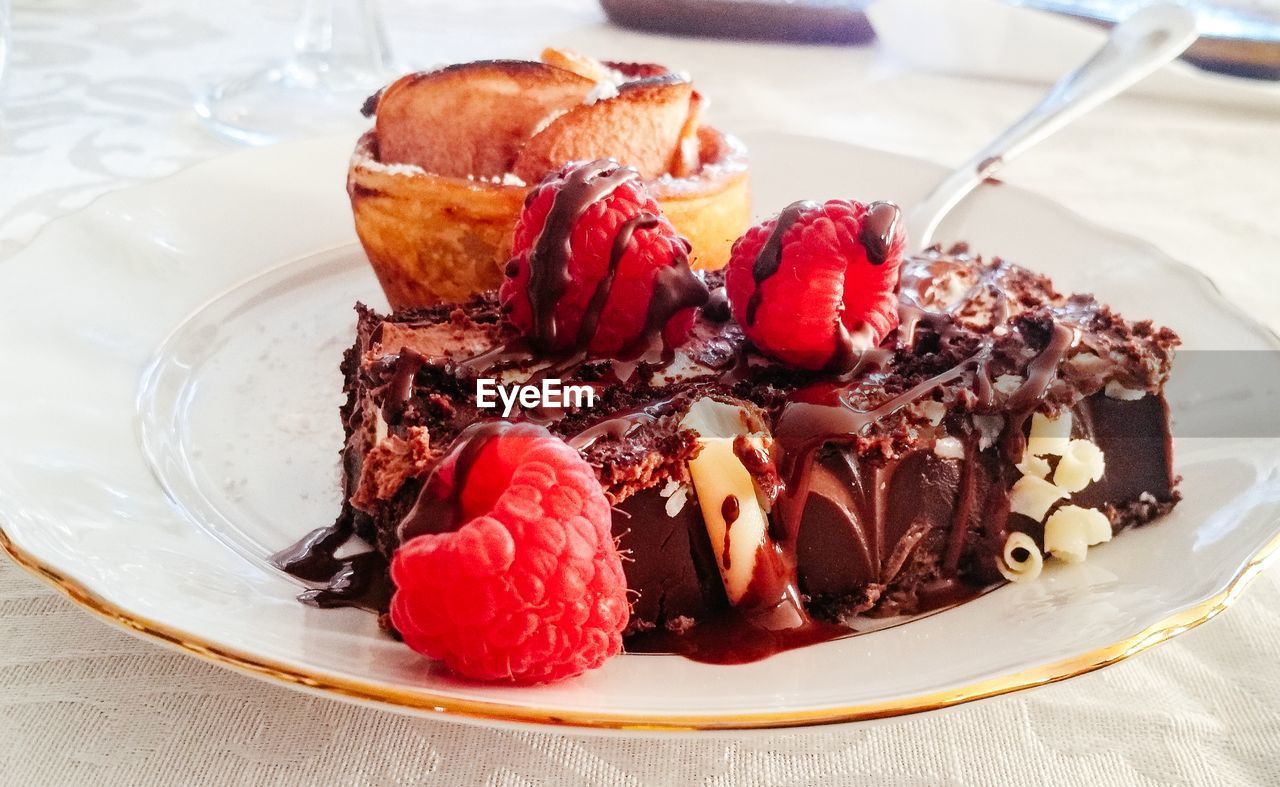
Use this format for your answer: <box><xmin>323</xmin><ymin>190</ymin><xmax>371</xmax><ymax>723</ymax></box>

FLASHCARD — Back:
<box><xmin>277</xmin><ymin>243</ymin><xmax>1179</xmax><ymax>660</ymax></box>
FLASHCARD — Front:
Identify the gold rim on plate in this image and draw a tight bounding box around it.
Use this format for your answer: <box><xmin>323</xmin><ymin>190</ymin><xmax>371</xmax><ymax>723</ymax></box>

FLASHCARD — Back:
<box><xmin>3</xmin><ymin>523</ymin><xmax>1278</xmax><ymax>731</ymax></box>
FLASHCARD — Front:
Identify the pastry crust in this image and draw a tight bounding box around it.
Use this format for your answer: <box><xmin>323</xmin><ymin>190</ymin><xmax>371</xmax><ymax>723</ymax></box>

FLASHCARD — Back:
<box><xmin>348</xmin><ymin>126</ymin><xmax>749</xmax><ymax>310</ymax></box>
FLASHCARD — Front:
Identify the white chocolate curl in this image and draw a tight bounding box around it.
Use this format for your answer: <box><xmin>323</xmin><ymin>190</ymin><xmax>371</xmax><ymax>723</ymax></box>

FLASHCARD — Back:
<box><xmin>1009</xmin><ymin>475</ymin><xmax>1067</xmax><ymax>522</ymax></box>
<box><xmin>1016</xmin><ymin>453</ymin><xmax>1052</xmax><ymax>480</ymax></box>
<box><xmin>1026</xmin><ymin>411</ymin><xmax>1072</xmax><ymax>457</ymax></box>
<box><xmin>998</xmin><ymin>532</ymin><xmax>1044</xmax><ymax>582</ymax></box>
<box><xmin>1044</xmin><ymin>505</ymin><xmax>1112</xmax><ymax>563</ymax></box>
<box><xmin>1054</xmin><ymin>439</ymin><xmax>1106</xmax><ymax>493</ymax></box>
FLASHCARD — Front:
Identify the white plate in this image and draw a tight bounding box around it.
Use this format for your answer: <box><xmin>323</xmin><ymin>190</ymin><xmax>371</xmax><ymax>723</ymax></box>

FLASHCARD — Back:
<box><xmin>3</xmin><ymin>131</ymin><xmax>1279</xmax><ymax>734</ymax></box>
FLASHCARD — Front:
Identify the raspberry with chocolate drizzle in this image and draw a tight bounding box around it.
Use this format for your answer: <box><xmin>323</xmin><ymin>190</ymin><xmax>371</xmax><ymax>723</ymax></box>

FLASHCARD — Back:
<box><xmin>390</xmin><ymin>421</ymin><xmax>629</xmax><ymax>683</ymax></box>
<box><xmin>725</xmin><ymin>199</ymin><xmax>905</xmax><ymax>371</ymax></box>
<box><xmin>499</xmin><ymin>159</ymin><xmax>708</xmax><ymax>359</ymax></box>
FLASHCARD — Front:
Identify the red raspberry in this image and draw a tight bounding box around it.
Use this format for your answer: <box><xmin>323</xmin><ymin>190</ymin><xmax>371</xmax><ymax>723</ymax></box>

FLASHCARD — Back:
<box><xmin>389</xmin><ymin>423</ymin><xmax>629</xmax><ymax>684</ymax></box>
<box><xmin>499</xmin><ymin>160</ymin><xmax>706</xmax><ymax>357</ymax></box>
<box><xmin>724</xmin><ymin>199</ymin><xmax>905</xmax><ymax>371</ymax></box>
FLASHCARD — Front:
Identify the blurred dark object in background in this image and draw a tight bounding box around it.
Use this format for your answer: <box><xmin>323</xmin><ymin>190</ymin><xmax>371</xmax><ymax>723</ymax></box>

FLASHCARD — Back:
<box><xmin>600</xmin><ymin>0</ymin><xmax>1280</xmax><ymax>80</ymax></box>
<box><xmin>600</xmin><ymin>0</ymin><xmax>874</xmax><ymax>45</ymax></box>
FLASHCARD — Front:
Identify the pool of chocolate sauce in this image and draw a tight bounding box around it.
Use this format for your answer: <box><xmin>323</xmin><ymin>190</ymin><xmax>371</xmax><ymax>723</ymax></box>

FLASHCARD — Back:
<box><xmin>624</xmin><ymin>581</ymin><xmax>991</xmax><ymax>664</ymax></box>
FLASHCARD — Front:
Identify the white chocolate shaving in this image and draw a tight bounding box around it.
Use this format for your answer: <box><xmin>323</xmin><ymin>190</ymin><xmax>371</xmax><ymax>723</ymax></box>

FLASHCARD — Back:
<box><xmin>1009</xmin><ymin>475</ymin><xmax>1066</xmax><ymax>521</ymax></box>
<box><xmin>994</xmin><ymin>374</ymin><xmax>1023</xmax><ymax>395</ymax></box>
<box><xmin>1053</xmin><ymin>439</ymin><xmax>1106</xmax><ymax>493</ymax></box>
<box><xmin>1068</xmin><ymin>352</ymin><xmax>1109</xmax><ymax>377</ymax></box>
<box><xmin>918</xmin><ymin>400</ymin><xmax>946</xmax><ymax>426</ymax></box>
<box><xmin>659</xmin><ymin>479</ymin><xmax>688</xmax><ymax>517</ymax></box>
<box><xmin>1027</xmin><ymin>411</ymin><xmax>1072</xmax><ymax>457</ymax></box>
<box><xmin>998</xmin><ymin>532</ymin><xmax>1043</xmax><ymax>582</ymax></box>
<box><xmin>934</xmin><ymin>436</ymin><xmax>965</xmax><ymax>460</ymax></box>
<box><xmin>1105</xmin><ymin>380</ymin><xmax>1147</xmax><ymax>401</ymax></box>
<box><xmin>975</xmin><ymin>415</ymin><xmax>1004</xmax><ymax>451</ymax></box>
<box><xmin>1015</xmin><ymin>453</ymin><xmax>1052</xmax><ymax>480</ymax></box>
<box><xmin>1044</xmin><ymin>505</ymin><xmax>1112</xmax><ymax>563</ymax></box>
<box><xmin>682</xmin><ymin>397</ymin><xmax>752</xmax><ymax>441</ymax></box>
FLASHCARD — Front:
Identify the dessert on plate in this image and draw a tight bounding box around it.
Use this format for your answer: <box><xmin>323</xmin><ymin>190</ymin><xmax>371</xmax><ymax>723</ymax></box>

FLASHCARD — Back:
<box><xmin>348</xmin><ymin>48</ymin><xmax>750</xmax><ymax>309</ymax></box>
<box><xmin>276</xmin><ymin>55</ymin><xmax>1180</xmax><ymax>684</ymax></box>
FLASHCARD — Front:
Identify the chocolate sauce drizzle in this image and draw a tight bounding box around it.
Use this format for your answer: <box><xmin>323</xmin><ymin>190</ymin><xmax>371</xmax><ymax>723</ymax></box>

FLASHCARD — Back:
<box><xmin>566</xmin><ymin>400</ymin><xmax>670</xmax><ymax>451</ymax></box>
<box><xmin>273</xmin><ymin>424</ymin><xmax>518</xmax><ymax>611</ymax></box>
<box><xmin>526</xmin><ymin>161</ymin><xmax>641</xmax><ymax>349</ymax></box>
<box><xmin>701</xmin><ymin>287</ymin><xmax>732</xmax><ymax>323</ymax></box>
<box><xmin>398</xmin><ymin>421</ymin><xmax>516</xmax><ymax>542</ymax></box>
<box><xmin>382</xmin><ymin>348</ymin><xmax>425</xmax><ymax>422</ymax></box>
<box><xmin>720</xmin><ymin>494</ymin><xmax>740</xmax><ymax>526</ymax></box>
<box><xmin>458</xmin><ymin>161</ymin><xmax>707</xmax><ymax>387</ymax></box>
<box><xmin>720</xmin><ymin>495</ymin><xmax>739</xmax><ymax>571</ymax></box>
<box><xmin>744</xmin><ymin>200</ymin><xmax>817</xmax><ymax>326</ymax></box>
<box><xmin>576</xmin><ymin>212</ymin><xmax>660</xmax><ymax>348</ymax></box>
<box><xmin>270</xmin><ymin>518</ymin><xmax>391</xmax><ymax>612</ymax></box>
<box><xmin>860</xmin><ymin>201</ymin><xmax>901</xmax><ymax>265</ymax></box>
<box><xmin>639</xmin><ymin>239</ymin><xmax>711</xmax><ymax>357</ymax></box>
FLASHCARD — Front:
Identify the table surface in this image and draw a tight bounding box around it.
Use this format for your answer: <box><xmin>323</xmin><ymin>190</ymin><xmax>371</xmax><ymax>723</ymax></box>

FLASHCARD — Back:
<box><xmin>3</xmin><ymin>1</ymin><xmax>1280</xmax><ymax>785</ymax></box>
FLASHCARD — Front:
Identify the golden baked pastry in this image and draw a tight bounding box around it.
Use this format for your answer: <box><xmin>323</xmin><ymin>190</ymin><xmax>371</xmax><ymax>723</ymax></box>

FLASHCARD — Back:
<box><xmin>347</xmin><ymin>50</ymin><xmax>750</xmax><ymax>310</ymax></box>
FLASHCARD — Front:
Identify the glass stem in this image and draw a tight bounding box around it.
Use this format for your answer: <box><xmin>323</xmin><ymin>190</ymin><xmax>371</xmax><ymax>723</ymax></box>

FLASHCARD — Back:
<box><xmin>292</xmin><ymin>0</ymin><xmax>392</xmax><ymax>73</ymax></box>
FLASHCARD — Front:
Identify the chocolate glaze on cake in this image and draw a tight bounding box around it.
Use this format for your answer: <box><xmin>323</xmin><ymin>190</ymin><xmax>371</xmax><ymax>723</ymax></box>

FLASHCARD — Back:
<box><xmin>276</xmin><ymin>241</ymin><xmax>1180</xmax><ymax>663</ymax></box>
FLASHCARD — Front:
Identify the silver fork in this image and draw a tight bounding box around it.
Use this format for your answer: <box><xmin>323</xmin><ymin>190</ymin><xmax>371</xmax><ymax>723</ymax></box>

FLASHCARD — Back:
<box><xmin>905</xmin><ymin>3</ymin><xmax>1199</xmax><ymax>253</ymax></box>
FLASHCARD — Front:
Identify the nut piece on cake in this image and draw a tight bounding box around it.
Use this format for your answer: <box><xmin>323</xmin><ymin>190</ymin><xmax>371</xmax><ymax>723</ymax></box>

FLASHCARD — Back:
<box><xmin>348</xmin><ymin>49</ymin><xmax>750</xmax><ymax>310</ymax></box>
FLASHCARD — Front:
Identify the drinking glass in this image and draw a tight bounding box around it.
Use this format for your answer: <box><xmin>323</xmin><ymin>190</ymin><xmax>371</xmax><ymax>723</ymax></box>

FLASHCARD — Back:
<box><xmin>195</xmin><ymin>0</ymin><xmax>399</xmax><ymax>145</ymax></box>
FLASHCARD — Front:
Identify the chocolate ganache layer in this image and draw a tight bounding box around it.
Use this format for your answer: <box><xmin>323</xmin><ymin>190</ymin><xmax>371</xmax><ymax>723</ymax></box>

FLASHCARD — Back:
<box><xmin>275</xmin><ymin>244</ymin><xmax>1180</xmax><ymax>662</ymax></box>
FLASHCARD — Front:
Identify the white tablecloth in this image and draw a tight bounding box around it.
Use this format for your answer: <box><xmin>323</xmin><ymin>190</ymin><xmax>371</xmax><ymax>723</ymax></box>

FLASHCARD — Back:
<box><xmin>3</xmin><ymin>1</ymin><xmax>1280</xmax><ymax>784</ymax></box>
